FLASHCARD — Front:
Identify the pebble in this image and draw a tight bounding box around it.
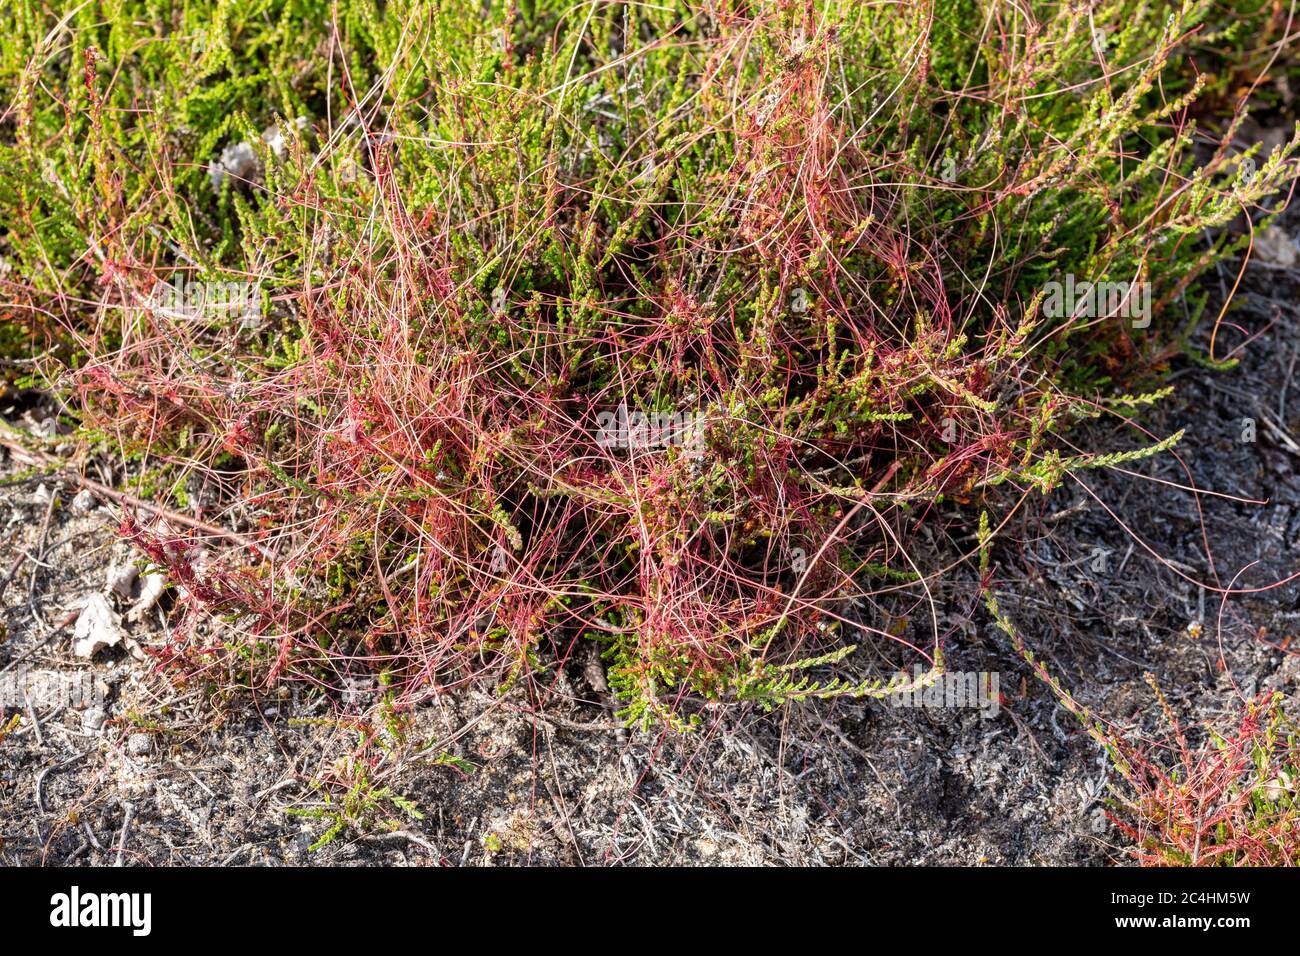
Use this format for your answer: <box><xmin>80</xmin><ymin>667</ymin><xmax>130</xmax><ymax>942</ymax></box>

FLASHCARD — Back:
<box><xmin>82</xmin><ymin>707</ymin><xmax>106</xmax><ymax>733</ymax></box>
<box><xmin>127</xmin><ymin>733</ymin><xmax>153</xmax><ymax>757</ymax></box>
<box><xmin>1254</xmin><ymin>225</ymin><xmax>1298</xmax><ymax>267</ymax></box>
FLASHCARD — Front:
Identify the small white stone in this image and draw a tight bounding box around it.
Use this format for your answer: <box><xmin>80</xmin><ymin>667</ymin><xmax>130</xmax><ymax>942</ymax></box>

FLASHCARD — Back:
<box><xmin>106</xmin><ymin>561</ymin><xmax>138</xmax><ymax>600</ymax></box>
<box><xmin>71</xmin><ymin>593</ymin><xmax>125</xmax><ymax>658</ymax></box>
<box><xmin>126</xmin><ymin>570</ymin><xmax>167</xmax><ymax>624</ymax></box>
<box><xmin>1255</xmin><ymin>225</ymin><xmax>1298</xmax><ymax>267</ymax></box>
<box><xmin>209</xmin><ymin>140</ymin><xmax>260</xmax><ymax>190</ymax></box>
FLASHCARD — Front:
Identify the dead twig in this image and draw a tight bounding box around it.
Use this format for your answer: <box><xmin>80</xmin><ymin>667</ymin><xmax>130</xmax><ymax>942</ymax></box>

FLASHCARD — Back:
<box><xmin>0</xmin><ymin>606</ymin><xmax>81</xmax><ymax>675</ymax></box>
<box><xmin>218</xmin><ymin>843</ymin><xmax>253</xmax><ymax>866</ymax></box>
<box><xmin>22</xmin><ymin>685</ymin><xmax>44</xmax><ymax>748</ymax></box>
<box><xmin>81</xmin><ymin>820</ymin><xmax>105</xmax><ymax>852</ymax></box>
<box><xmin>0</xmin><ymin>551</ymin><xmax>28</xmax><ymax>603</ymax></box>
<box><xmin>366</xmin><ymin>829</ymin><xmax>440</xmax><ymax>856</ymax></box>
<box><xmin>526</xmin><ymin>709</ymin><xmax>627</xmax><ymax>734</ymax></box>
<box><xmin>34</xmin><ymin>747</ymin><xmax>93</xmax><ymax>814</ymax></box>
<box><xmin>0</xmin><ymin>425</ymin><xmax>273</xmax><ymax>560</ymax></box>
<box><xmin>26</xmin><ymin>482</ymin><xmax>59</xmax><ymax>630</ymax></box>
<box><xmin>114</xmin><ymin>802</ymin><xmax>136</xmax><ymax>867</ymax></box>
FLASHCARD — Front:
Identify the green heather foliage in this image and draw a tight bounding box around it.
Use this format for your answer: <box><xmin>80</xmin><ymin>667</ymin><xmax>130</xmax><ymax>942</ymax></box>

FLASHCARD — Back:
<box><xmin>0</xmin><ymin>1</ymin><xmax>1296</xmax><ymax>730</ymax></box>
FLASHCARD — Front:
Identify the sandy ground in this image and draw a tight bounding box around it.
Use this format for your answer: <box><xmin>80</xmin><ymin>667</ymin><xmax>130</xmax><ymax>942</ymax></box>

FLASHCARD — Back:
<box><xmin>2</xmin><ymin>212</ymin><xmax>1298</xmax><ymax>867</ymax></box>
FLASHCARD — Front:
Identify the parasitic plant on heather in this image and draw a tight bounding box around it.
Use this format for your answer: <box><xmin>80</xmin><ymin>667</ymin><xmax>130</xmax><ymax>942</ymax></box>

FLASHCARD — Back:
<box><xmin>0</xmin><ymin>0</ymin><xmax>1296</xmax><ymax>729</ymax></box>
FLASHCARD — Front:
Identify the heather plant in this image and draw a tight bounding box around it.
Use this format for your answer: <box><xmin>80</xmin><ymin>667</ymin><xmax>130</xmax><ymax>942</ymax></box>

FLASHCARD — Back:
<box><xmin>1111</xmin><ymin>683</ymin><xmax>1299</xmax><ymax>866</ymax></box>
<box><xmin>980</xmin><ymin>514</ymin><xmax>1300</xmax><ymax>866</ymax></box>
<box><xmin>285</xmin><ymin>717</ymin><xmax>427</xmax><ymax>851</ymax></box>
<box><xmin>1</xmin><ymin>1</ymin><xmax>1297</xmax><ymax>733</ymax></box>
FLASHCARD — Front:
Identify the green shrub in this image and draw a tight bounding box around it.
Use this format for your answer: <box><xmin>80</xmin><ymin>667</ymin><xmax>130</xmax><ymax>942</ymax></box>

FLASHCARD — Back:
<box><xmin>0</xmin><ymin>0</ymin><xmax>1295</xmax><ymax>728</ymax></box>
